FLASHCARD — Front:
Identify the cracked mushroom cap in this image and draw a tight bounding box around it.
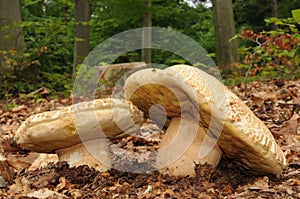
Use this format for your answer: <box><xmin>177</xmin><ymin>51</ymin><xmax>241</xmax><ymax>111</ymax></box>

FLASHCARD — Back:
<box><xmin>124</xmin><ymin>64</ymin><xmax>287</xmax><ymax>175</ymax></box>
<box><xmin>14</xmin><ymin>98</ymin><xmax>143</xmax><ymax>152</ymax></box>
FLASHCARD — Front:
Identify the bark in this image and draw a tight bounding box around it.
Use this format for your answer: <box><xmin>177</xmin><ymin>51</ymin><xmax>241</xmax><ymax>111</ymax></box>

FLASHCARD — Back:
<box><xmin>212</xmin><ymin>0</ymin><xmax>239</xmax><ymax>70</ymax></box>
<box><xmin>0</xmin><ymin>0</ymin><xmax>25</xmax><ymax>67</ymax></box>
<box><xmin>270</xmin><ymin>0</ymin><xmax>278</xmax><ymax>30</ymax></box>
<box><xmin>73</xmin><ymin>0</ymin><xmax>91</xmax><ymax>74</ymax></box>
<box><xmin>142</xmin><ymin>0</ymin><xmax>152</xmax><ymax>64</ymax></box>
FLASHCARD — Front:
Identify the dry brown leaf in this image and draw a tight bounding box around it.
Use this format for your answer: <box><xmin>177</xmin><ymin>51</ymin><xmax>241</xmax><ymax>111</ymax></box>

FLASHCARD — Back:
<box><xmin>279</xmin><ymin>117</ymin><xmax>298</xmax><ymax>135</ymax></box>
<box><xmin>26</xmin><ymin>188</ymin><xmax>69</xmax><ymax>199</ymax></box>
<box><xmin>0</xmin><ymin>160</ymin><xmax>14</xmax><ymax>185</ymax></box>
<box><xmin>222</xmin><ymin>185</ymin><xmax>234</xmax><ymax>195</ymax></box>
<box><xmin>7</xmin><ymin>159</ymin><xmax>31</xmax><ymax>171</ymax></box>
<box><xmin>283</xmin><ymin>178</ymin><xmax>300</xmax><ymax>186</ymax></box>
<box><xmin>55</xmin><ymin>177</ymin><xmax>67</xmax><ymax>191</ymax></box>
<box><xmin>161</xmin><ymin>188</ymin><xmax>175</xmax><ymax>197</ymax></box>
<box><xmin>283</xmin><ymin>134</ymin><xmax>300</xmax><ymax>152</ymax></box>
<box><xmin>0</xmin><ymin>140</ymin><xmax>22</xmax><ymax>152</ymax></box>
<box><xmin>7</xmin><ymin>152</ymin><xmax>41</xmax><ymax>171</ymax></box>
<box><xmin>251</xmin><ymin>96</ymin><xmax>265</xmax><ymax>107</ymax></box>
<box><xmin>248</xmin><ymin>177</ymin><xmax>269</xmax><ymax>190</ymax></box>
<box><xmin>11</xmin><ymin>105</ymin><xmax>28</xmax><ymax>113</ymax></box>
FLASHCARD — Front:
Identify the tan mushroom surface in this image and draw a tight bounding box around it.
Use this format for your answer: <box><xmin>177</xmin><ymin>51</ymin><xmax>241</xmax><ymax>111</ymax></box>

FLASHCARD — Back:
<box><xmin>14</xmin><ymin>98</ymin><xmax>143</xmax><ymax>171</ymax></box>
<box><xmin>124</xmin><ymin>64</ymin><xmax>287</xmax><ymax>176</ymax></box>
<box><xmin>157</xmin><ymin>115</ymin><xmax>222</xmax><ymax>176</ymax></box>
<box><xmin>124</xmin><ymin>67</ymin><xmax>223</xmax><ymax>176</ymax></box>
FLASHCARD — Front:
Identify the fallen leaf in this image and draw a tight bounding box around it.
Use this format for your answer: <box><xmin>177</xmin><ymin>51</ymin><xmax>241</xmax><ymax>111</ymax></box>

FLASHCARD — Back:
<box><xmin>26</xmin><ymin>188</ymin><xmax>68</xmax><ymax>199</ymax></box>
<box><xmin>0</xmin><ymin>156</ymin><xmax>15</xmax><ymax>184</ymax></box>
<box><xmin>161</xmin><ymin>188</ymin><xmax>174</xmax><ymax>197</ymax></box>
<box><xmin>28</xmin><ymin>153</ymin><xmax>58</xmax><ymax>171</ymax></box>
<box><xmin>248</xmin><ymin>177</ymin><xmax>269</xmax><ymax>190</ymax></box>
<box><xmin>279</xmin><ymin>117</ymin><xmax>298</xmax><ymax>135</ymax></box>
<box><xmin>251</xmin><ymin>96</ymin><xmax>265</xmax><ymax>107</ymax></box>
<box><xmin>222</xmin><ymin>185</ymin><xmax>234</xmax><ymax>195</ymax></box>
<box><xmin>0</xmin><ymin>140</ymin><xmax>22</xmax><ymax>152</ymax></box>
<box><xmin>11</xmin><ymin>105</ymin><xmax>27</xmax><ymax>113</ymax></box>
<box><xmin>55</xmin><ymin>177</ymin><xmax>67</xmax><ymax>191</ymax></box>
<box><xmin>7</xmin><ymin>152</ymin><xmax>41</xmax><ymax>171</ymax></box>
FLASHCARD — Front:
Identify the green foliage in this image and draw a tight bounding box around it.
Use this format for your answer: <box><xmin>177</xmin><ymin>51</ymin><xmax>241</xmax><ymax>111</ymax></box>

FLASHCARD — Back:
<box><xmin>0</xmin><ymin>48</ymin><xmax>39</xmax><ymax>98</ymax></box>
<box><xmin>228</xmin><ymin>12</ymin><xmax>300</xmax><ymax>85</ymax></box>
<box><xmin>1</xmin><ymin>0</ymin><xmax>217</xmax><ymax>100</ymax></box>
<box><xmin>151</xmin><ymin>2</ymin><xmax>215</xmax><ymax>64</ymax></box>
<box><xmin>3</xmin><ymin>102</ymin><xmax>18</xmax><ymax>111</ymax></box>
<box><xmin>233</xmin><ymin>0</ymin><xmax>300</xmax><ymax>31</ymax></box>
<box><xmin>0</xmin><ymin>47</ymin><xmax>73</xmax><ymax>99</ymax></box>
<box><xmin>0</xmin><ymin>0</ymin><xmax>74</xmax><ymax>99</ymax></box>
<box><xmin>292</xmin><ymin>9</ymin><xmax>300</xmax><ymax>22</ymax></box>
<box><xmin>8</xmin><ymin>0</ymin><xmax>295</xmax><ymax>97</ymax></box>
<box><xmin>90</xmin><ymin>0</ymin><xmax>215</xmax><ymax>65</ymax></box>
<box><xmin>22</xmin><ymin>0</ymin><xmax>74</xmax><ymax>74</ymax></box>
<box><xmin>90</xmin><ymin>0</ymin><xmax>144</xmax><ymax>49</ymax></box>
<box><xmin>233</xmin><ymin>0</ymin><xmax>273</xmax><ymax>31</ymax></box>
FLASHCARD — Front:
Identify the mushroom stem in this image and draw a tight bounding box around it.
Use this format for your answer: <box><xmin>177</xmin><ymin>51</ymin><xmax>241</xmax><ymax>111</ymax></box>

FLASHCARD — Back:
<box><xmin>56</xmin><ymin>139</ymin><xmax>111</xmax><ymax>171</ymax></box>
<box><xmin>156</xmin><ymin>116</ymin><xmax>222</xmax><ymax>177</ymax></box>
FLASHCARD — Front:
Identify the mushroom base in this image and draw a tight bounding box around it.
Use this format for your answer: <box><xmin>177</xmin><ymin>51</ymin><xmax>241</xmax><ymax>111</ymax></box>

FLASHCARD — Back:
<box><xmin>56</xmin><ymin>139</ymin><xmax>111</xmax><ymax>171</ymax></box>
<box><xmin>156</xmin><ymin>116</ymin><xmax>222</xmax><ymax>177</ymax></box>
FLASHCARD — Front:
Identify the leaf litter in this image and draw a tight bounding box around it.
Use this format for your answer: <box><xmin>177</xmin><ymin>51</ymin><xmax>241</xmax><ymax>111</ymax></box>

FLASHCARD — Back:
<box><xmin>0</xmin><ymin>80</ymin><xmax>299</xmax><ymax>198</ymax></box>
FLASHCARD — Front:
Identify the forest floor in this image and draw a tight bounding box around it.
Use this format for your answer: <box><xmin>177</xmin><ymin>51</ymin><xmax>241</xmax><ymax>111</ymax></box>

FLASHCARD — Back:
<box><xmin>0</xmin><ymin>79</ymin><xmax>299</xmax><ymax>198</ymax></box>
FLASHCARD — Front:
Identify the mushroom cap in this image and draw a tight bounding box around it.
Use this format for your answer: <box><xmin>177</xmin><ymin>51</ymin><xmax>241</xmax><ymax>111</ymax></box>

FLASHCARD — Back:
<box><xmin>124</xmin><ymin>64</ymin><xmax>287</xmax><ymax>175</ymax></box>
<box><xmin>124</xmin><ymin>68</ymin><xmax>202</xmax><ymax>127</ymax></box>
<box><xmin>14</xmin><ymin>98</ymin><xmax>143</xmax><ymax>152</ymax></box>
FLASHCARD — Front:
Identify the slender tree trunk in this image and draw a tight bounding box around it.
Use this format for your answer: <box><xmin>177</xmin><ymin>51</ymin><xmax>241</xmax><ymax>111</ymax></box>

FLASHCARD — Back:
<box><xmin>73</xmin><ymin>0</ymin><xmax>91</xmax><ymax>75</ymax></box>
<box><xmin>212</xmin><ymin>0</ymin><xmax>239</xmax><ymax>70</ymax></box>
<box><xmin>270</xmin><ymin>0</ymin><xmax>278</xmax><ymax>30</ymax></box>
<box><xmin>142</xmin><ymin>0</ymin><xmax>152</xmax><ymax>64</ymax></box>
<box><xmin>0</xmin><ymin>0</ymin><xmax>25</xmax><ymax>67</ymax></box>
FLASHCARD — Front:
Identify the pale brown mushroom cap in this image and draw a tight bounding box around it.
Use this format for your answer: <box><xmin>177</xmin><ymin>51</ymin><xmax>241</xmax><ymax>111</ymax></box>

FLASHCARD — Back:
<box><xmin>14</xmin><ymin>98</ymin><xmax>143</xmax><ymax>152</ymax></box>
<box><xmin>170</xmin><ymin>65</ymin><xmax>287</xmax><ymax>175</ymax></box>
<box><xmin>124</xmin><ymin>68</ymin><xmax>202</xmax><ymax>126</ymax></box>
<box><xmin>125</xmin><ymin>64</ymin><xmax>287</xmax><ymax>175</ymax></box>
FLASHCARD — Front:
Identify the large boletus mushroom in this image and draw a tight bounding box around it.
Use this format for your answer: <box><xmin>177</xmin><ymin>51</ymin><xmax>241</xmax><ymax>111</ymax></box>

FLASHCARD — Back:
<box><xmin>14</xmin><ymin>98</ymin><xmax>143</xmax><ymax>171</ymax></box>
<box><xmin>124</xmin><ymin>67</ymin><xmax>223</xmax><ymax>176</ymax></box>
<box><xmin>124</xmin><ymin>64</ymin><xmax>287</xmax><ymax>176</ymax></box>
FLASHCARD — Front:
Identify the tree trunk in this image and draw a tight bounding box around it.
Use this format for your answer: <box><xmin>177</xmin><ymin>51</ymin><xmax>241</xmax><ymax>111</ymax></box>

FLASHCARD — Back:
<box><xmin>73</xmin><ymin>0</ymin><xmax>91</xmax><ymax>75</ymax></box>
<box><xmin>212</xmin><ymin>0</ymin><xmax>239</xmax><ymax>70</ymax></box>
<box><xmin>142</xmin><ymin>0</ymin><xmax>152</xmax><ymax>64</ymax></box>
<box><xmin>0</xmin><ymin>0</ymin><xmax>25</xmax><ymax>67</ymax></box>
<box><xmin>270</xmin><ymin>0</ymin><xmax>278</xmax><ymax>30</ymax></box>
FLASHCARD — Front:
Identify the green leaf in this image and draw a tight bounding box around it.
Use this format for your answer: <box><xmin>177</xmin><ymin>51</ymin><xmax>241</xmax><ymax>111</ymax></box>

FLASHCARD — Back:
<box><xmin>292</xmin><ymin>9</ymin><xmax>300</xmax><ymax>23</ymax></box>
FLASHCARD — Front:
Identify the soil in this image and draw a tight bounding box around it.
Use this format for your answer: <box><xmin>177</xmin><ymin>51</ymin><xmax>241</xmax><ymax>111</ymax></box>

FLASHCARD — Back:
<box><xmin>0</xmin><ymin>79</ymin><xmax>299</xmax><ymax>198</ymax></box>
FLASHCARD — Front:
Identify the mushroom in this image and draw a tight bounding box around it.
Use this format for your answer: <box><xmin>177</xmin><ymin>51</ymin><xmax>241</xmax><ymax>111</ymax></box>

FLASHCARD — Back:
<box><xmin>14</xmin><ymin>98</ymin><xmax>143</xmax><ymax>171</ymax></box>
<box><xmin>124</xmin><ymin>64</ymin><xmax>287</xmax><ymax>176</ymax></box>
<box><xmin>124</xmin><ymin>67</ymin><xmax>223</xmax><ymax>176</ymax></box>
<box><xmin>98</xmin><ymin>62</ymin><xmax>148</xmax><ymax>97</ymax></box>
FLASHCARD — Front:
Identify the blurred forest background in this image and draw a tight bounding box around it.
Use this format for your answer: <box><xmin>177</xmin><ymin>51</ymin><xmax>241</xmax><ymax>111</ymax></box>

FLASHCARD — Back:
<box><xmin>0</xmin><ymin>0</ymin><xmax>299</xmax><ymax>99</ymax></box>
